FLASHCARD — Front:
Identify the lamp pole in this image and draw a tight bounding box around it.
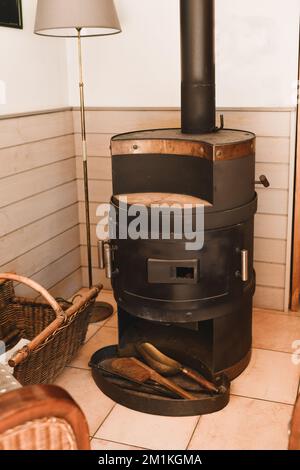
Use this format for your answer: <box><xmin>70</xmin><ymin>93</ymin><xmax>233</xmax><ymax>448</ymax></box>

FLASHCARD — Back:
<box><xmin>77</xmin><ymin>27</ymin><xmax>93</xmax><ymax>289</ymax></box>
<box><xmin>34</xmin><ymin>0</ymin><xmax>121</xmax><ymax>323</ymax></box>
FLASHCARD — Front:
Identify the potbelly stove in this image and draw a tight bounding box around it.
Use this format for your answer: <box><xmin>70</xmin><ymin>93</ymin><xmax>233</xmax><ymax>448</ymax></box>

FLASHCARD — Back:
<box><xmin>91</xmin><ymin>0</ymin><xmax>269</xmax><ymax>416</ymax></box>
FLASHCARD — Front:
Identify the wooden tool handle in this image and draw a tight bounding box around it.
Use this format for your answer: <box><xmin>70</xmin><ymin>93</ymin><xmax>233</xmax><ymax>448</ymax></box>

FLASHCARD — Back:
<box><xmin>149</xmin><ymin>369</ymin><xmax>196</xmax><ymax>400</ymax></box>
<box><xmin>181</xmin><ymin>367</ymin><xmax>219</xmax><ymax>393</ymax></box>
<box><xmin>130</xmin><ymin>358</ymin><xmax>196</xmax><ymax>400</ymax></box>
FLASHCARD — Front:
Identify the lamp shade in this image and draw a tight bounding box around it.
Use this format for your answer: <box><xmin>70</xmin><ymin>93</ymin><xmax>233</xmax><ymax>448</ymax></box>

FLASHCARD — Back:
<box><xmin>34</xmin><ymin>0</ymin><xmax>121</xmax><ymax>37</ymax></box>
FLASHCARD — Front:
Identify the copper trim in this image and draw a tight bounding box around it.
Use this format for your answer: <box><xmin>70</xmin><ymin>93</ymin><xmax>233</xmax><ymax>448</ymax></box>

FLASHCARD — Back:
<box><xmin>111</xmin><ymin>138</ymin><xmax>255</xmax><ymax>161</ymax></box>
<box><xmin>111</xmin><ymin>139</ymin><xmax>213</xmax><ymax>160</ymax></box>
<box><xmin>215</xmin><ymin>140</ymin><xmax>256</xmax><ymax>161</ymax></box>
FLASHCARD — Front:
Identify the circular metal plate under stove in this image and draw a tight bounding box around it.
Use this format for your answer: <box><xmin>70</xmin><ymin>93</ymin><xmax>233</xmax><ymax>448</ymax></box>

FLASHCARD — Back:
<box><xmin>90</xmin><ymin>346</ymin><xmax>230</xmax><ymax>417</ymax></box>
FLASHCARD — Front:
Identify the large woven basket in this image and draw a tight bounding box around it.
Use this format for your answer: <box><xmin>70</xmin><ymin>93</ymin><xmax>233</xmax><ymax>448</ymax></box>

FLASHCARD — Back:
<box><xmin>0</xmin><ymin>273</ymin><xmax>102</xmax><ymax>385</ymax></box>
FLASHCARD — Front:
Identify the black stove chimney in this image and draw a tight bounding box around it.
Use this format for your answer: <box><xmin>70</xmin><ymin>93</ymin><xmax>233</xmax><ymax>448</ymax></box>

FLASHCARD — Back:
<box><xmin>181</xmin><ymin>0</ymin><xmax>216</xmax><ymax>134</ymax></box>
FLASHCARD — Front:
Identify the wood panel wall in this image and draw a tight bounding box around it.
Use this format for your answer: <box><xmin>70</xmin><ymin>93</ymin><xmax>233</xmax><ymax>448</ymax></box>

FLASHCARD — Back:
<box><xmin>0</xmin><ymin>107</ymin><xmax>296</xmax><ymax>311</ymax></box>
<box><xmin>0</xmin><ymin>109</ymin><xmax>81</xmax><ymax>299</ymax></box>
<box><xmin>73</xmin><ymin>108</ymin><xmax>296</xmax><ymax>311</ymax></box>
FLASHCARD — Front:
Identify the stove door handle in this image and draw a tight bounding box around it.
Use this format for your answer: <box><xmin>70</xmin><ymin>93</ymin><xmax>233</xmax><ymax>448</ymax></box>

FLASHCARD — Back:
<box><xmin>104</xmin><ymin>243</ymin><xmax>113</xmax><ymax>279</ymax></box>
<box><xmin>241</xmin><ymin>249</ymin><xmax>249</xmax><ymax>283</ymax></box>
<box><xmin>98</xmin><ymin>240</ymin><xmax>113</xmax><ymax>279</ymax></box>
<box><xmin>98</xmin><ymin>240</ymin><xmax>105</xmax><ymax>270</ymax></box>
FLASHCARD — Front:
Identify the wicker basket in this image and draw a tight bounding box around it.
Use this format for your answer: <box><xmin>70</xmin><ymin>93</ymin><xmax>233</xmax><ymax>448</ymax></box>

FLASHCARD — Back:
<box><xmin>0</xmin><ymin>273</ymin><xmax>102</xmax><ymax>385</ymax></box>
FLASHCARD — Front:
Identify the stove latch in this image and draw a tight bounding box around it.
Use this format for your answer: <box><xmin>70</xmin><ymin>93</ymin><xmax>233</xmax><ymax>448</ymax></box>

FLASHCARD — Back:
<box><xmin>255</xmin><ymin>175</ymin><xmax>270</xmax><ymax>188</ymax></box>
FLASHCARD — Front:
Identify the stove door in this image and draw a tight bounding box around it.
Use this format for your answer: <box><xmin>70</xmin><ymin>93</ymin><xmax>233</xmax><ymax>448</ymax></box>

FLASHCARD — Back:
<box><xmin>111</xmin><ymin>218</ymin><xmax>254</xmax><ymax>323</ymax></box>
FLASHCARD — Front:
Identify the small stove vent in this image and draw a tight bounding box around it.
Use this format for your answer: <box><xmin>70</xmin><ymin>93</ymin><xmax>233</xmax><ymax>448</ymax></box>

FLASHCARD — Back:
<box><xmin>181</xmin><ymin>0</ymin><xmax>216</xmax><ymax>134</ymax></box>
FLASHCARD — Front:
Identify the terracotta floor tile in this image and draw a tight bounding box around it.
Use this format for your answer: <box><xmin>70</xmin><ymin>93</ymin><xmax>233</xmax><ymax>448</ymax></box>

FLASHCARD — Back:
<box><xmin>98</xmin><ymin>290</ymin><xmax>117</xmax><ymax>313</ymax></box>
<box><xmin>91</xmin><ymin>438</ymin><xmax>144</xmax><ymax>451</ymax></box>
<box><xmin>96</xmin><ymin>290</ymin><xmax>118</xmax><ymax>328</ymax></box>
<box><xmin>72</xmin><ymin>288</ymin><xmax>116</xmax><ymax>326</ymax></box>
<box><xmin>85</xmin><ymin>324</ymin><xmax>101</xmax><ymax>343</ymax></box>
<box><xmin>105</xmin><ymin>313</ymin><xmax>118</xmax><ymax>328</ymax></box>
<box><xmin>231</xmin><ymin>348</ymin><xmax>300</xmax><ymax>404</ymax></box>
<box><xmin>70</xmin><ymin>326</ymin><xmax>118</xmax><ymax>369</ymax></box>
<box><xmin>188</xmin><ymin>395</ymin><xmax>292</xmax><ymax>450</ymax></box>
<box><xmin>96</xmin><ymin>404</ymin><xmax>199</xmax><ymax>450</ymax></box>
<box><xmin>54</xmin><ymin>367</ymin><xmax>115</xmax><ymax>436</ymax></box>
<box><xmin>253</xmin><ymin>310</ymin><xmax>300</xmax><ymax>353</ymax></box>
<box><xmin>62</xmin><ymin>298</ymin><xmax>298</xmax><ymax>449</ymax></box>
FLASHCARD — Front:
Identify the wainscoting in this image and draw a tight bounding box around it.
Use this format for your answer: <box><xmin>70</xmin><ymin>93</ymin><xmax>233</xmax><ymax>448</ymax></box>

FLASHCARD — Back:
<box><xmin>73</xmin><ymin>107</ymin><xmax>297</xmax><ymax>312</ymax></box>
<box><xmin>0</xmin><ymin>109</ymin><xmax>81</xmax><ymax>298</ymax></box>
<box><xmin>0</xmin><ymin>107</ymin><xmax>296</xmax><ymax>311</ymax></box>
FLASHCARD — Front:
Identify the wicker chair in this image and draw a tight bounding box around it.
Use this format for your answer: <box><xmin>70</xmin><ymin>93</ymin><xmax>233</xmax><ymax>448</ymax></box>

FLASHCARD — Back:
<box><xmin>0</xmin><ymin>385</ymin><xmax>90</xmax><ymax>450</ymax></box>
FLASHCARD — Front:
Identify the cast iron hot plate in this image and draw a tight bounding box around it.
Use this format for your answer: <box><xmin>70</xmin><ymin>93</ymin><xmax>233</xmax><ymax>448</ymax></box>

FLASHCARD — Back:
<box><xmin>90</xmin><ymin>346</ymin><xmax>230</xmax><ymax>417</ymax></box>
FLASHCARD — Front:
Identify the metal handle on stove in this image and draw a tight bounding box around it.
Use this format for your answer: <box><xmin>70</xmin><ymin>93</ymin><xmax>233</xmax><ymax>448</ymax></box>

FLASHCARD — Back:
<box><xmin>241</xmin><ymin>249</ymin><xmax>249</xmax><ymax>283</ymax></box>
<box><xmin>98</xmin><ymin>240</ymin><xmax>113</xmax><ymax>279</ymax></box>
<box><xmin>255</xmin><ymin>175</ymin><xmax>270</xmax><ymax>188</ymax></box>
<box><xmin>98</xmin><ymin>240</ymin><xmax>105</xmax><ymax>270</ymax></box>
<box><xmin>104</xmin><ymin>243</ymin><xmax>113</xmax><ymax>279</ymax></box>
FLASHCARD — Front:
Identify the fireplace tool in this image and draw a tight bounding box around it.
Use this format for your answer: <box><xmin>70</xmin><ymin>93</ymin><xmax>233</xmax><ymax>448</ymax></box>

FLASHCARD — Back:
<box><xmin>110</xmin><ymin>358</ymin><xmax>196</xmax><ymax>400</ymax></box>
<box><xmin>94</xmin><ymin>359</ymin><xmax>179</xmax><ymax>399</ymax></box>
<box><xmin>136</xmin><ymin>343</ymin><xmax>219</xmax><ymax>393</ymax></box>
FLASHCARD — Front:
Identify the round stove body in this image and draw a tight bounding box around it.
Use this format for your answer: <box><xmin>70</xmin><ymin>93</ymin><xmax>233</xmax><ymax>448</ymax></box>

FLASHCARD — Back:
<box><xmin>91</xmin><ymin>127</ymin><xmax>258</xmax><ymax>419</ymax></box>
<box><xmin>107</xmin><ymin>128</ymin><xmax>257</xmax><ymax>379</ymax></box>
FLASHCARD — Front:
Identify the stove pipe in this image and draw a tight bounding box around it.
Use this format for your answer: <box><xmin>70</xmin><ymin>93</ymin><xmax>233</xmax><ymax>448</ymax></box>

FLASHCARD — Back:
<box><xmin>181</xmin><ymin>0</ymin><xmax>216</xmax><ymax>134</ymax></box>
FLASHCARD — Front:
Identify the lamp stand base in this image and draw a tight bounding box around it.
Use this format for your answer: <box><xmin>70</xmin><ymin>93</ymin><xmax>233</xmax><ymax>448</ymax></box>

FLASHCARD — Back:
<box><xmin>89</xmin><ymin>301</ymin><xmax>114</xmax><ymax>323</ymax></box>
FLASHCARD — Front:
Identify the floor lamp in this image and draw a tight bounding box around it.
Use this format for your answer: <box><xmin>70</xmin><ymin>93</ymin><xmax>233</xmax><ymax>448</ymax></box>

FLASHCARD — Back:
<box><xmin>34</xmin><ymin>0</ymin><xmax>121</xmax><ymax>321</ymax></box>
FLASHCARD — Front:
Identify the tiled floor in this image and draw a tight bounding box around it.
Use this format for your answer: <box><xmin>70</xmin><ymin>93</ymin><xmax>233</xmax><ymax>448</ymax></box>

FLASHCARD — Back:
<box><xmin>55</xmin><ymin>292</ymin><xmax>300</xmax><ymax>450</ymax></box>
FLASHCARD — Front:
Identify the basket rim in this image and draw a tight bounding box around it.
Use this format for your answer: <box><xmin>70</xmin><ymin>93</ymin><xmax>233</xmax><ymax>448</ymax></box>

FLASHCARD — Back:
<box><xmin>14</xmin><ymin>299</ymin><xmax>93</xmax><ymax>358</ymax></box>
<box><xmin>2</xmin><ymin>284</ymin><xmax>102</xmax><ymax>368</ymax></box>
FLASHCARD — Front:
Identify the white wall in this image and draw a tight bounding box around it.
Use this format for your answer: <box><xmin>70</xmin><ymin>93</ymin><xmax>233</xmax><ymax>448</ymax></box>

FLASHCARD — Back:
<box><xmin>66</xmin><ymin>0</ymin><xmax>180</xmax><ymax>108</ymax></box>
<box><xmin>0</xmin><ymin>0</ymin><xmax>68</xmax><ymax>115</ymax></box>
<box><xmin>0</xmin><ymin>0</ymin><xmax>298</xmax><ymax>114</ymax></box>
<box><xmin>67</xmin><ymin>0</ymin><xmax>300</xmax><ymax>108</ymax></box>
<box><xmin>216</xmin><ymin>0</ymin><xmax>300</xmax><ymax>108</ymax></box>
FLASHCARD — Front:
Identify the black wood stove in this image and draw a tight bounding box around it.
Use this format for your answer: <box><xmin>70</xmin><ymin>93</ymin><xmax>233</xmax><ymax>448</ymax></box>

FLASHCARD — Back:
<box><xmin>91</xmin><ymin>0</ymin><xmax>268</xmax><ymax>416</ymax></box>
